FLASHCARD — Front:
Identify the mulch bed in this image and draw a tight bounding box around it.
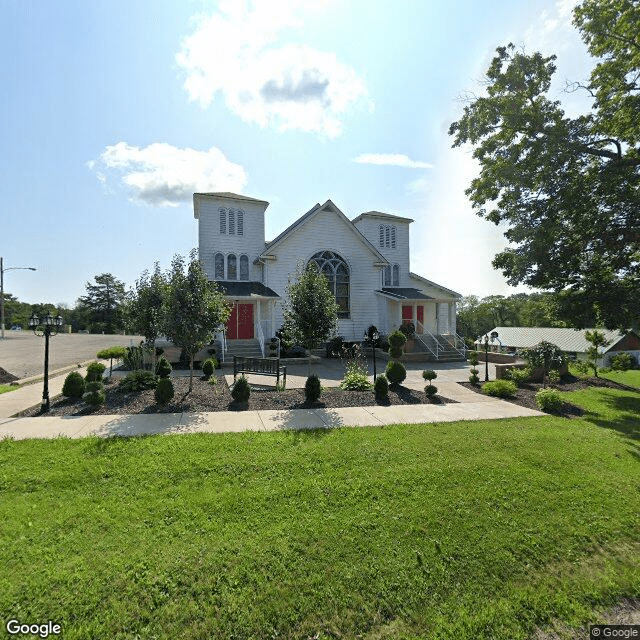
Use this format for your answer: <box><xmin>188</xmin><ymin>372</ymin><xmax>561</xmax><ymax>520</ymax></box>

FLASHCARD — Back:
<box><xmin>17</xmin><ymin>375</ymin><xmax>457</xmax><ymax>417</ymax></box>
<box><xmin>460</xmin><ymin>374</ymin><xmax>633</xmax><ymax>418</ymax></box>
<box><xmin>0</xmin><ymin>367</ymin><xmax>19</xmax><ymax>385</ymax></box>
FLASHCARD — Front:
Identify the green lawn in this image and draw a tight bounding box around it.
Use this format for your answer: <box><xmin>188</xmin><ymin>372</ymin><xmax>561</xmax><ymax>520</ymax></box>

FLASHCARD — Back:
<box><xmin>0</xmin><ymin>384</ymin><xmax>18</xmax><ymax>394</ymax></box>
<box><xmin>599</xmin><ymin>368</ymin><xmax>640</xmax><ymax>389</ymax></box>
<box><xmin>1</xmin><ymin>386</ymin><xmax>639</xmax><ymax>639</ymax></box>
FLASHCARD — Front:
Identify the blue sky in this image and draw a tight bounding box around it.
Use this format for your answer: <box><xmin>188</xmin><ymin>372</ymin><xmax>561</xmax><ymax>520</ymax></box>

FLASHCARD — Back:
<box><xmin>1</xmin><ymin>0</ymin><xmax>593</xmax><ymax>307</ymax></box>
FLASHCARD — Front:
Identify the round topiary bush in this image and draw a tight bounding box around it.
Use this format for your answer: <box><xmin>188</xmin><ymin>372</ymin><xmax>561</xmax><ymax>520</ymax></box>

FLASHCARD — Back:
<box><xmin>202</xmin><ymin>358</ymin><xmax>217</xmax><ymax>379</ymax></box>
<box><xmin>385</xmin><ymin>360</ymin><xmax>406</xmax><ymax>386</ymax></box>
<box><xmin>374</xmin><ymin>374</ymin><xmax>389</xmax><ymax>400</ymax></box>
<box><xmin>85</xmin><ymin>361</ymin><xmax>106</xmax><ymax>382</ymax></box>
<box><xmin>155</xmin><ymin>378</ymin><xmax>175</xmax><ymax>405</ymax></box>
<box><xmin>231</xmin><ymin>375</ymin><xmax>251</xmax><ymax>403</ymax></box>
<box><xmin>62</xmin><ymin>371</ymin><xmax>85</xmax><ymax>398</ymax></box>
<box><xmin>155</xmin><ymin>356</ymin><xmax>172</xmax><ymax>379</ymax></box>
<box><xmin>305</xmin><ymin>374</ymin><xmax>322</xmax><ymax>403</ymax></box>
<box><xmin>535</xmin><ymin>388</ymin><xmax>564</xmax><ymax>412</ymax></box>
<box><xmin>469</xmin><ymin>368</ymin><xmax>480</xmax><ymax>385</ymax></box>
<box><xmin>83</xmin><ymin>381</ymin><xmax>105</xmax><ymax>406</ymax></box>
<box><xmin>387</xmin><ymin>330</ymin><xmax>407</xmax><ymax>359</ymax></box>
<box><xmin>425</xmin><ymin>384</ymin><xmax>438</xmax><ymax>397</ymax></box>
<box><xmin>481</xmin><ymin>379</ymin><xmax>517</xmax><ymax>398</ymax></box>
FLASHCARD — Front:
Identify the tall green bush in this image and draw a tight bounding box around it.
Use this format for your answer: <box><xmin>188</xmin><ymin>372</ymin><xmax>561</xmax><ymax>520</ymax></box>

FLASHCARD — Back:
<box><xmin>232</xmin><ymin>375</ymin><xmax>251</xmax><ymax>403</ymax></box>
<box><xmin>62</xmin><ymin>371</ymin><xmax>85</xmax><ymax>399</ymax></box>
<box><xmin>385</xmin><ymin>360</ymin><xmax>406</xmax><ymax>386</ymax></box>
<box><xmin>305</xmin><ymin>374</ymin><xmax>322</xmax><ymax>403</ymax></box>
<box><xmin>155</xmin><ymin>356</ymin><xmax>172</xmax><ymax>379</ymax></box>
<box><xmin>374</xmin><ymin>374</ymin><xmax>389</xmax><ymax>400</ymax></box>
<box><xmin>154</xmin><ymin>378</ymin><xmax>174</xmax><ymax>405</ymax></box>
<box><xmin>85</xmin><ymin>362</ymin><xmax>106</xmax><ymax>383</ymax></box>
<box><xmin>388</xmin><ymin>330</ymin><xmax>406</xmax><ymax>359</ymax></box>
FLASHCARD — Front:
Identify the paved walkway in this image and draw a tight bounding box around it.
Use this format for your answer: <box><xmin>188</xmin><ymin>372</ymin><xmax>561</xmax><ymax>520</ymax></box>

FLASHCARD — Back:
<box><xmin>0</xmin><ymin>359</ymin><xmax>544</xmax><ymax>440</ymax></box>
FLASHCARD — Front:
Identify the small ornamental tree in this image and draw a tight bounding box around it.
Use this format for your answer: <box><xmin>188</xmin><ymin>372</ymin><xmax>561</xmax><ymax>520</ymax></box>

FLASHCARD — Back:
<box><xmin>125</xmin><ymin>263</ymin><xmax>167</xmax><ymax>373</ymax></box>
<box><xmin>518</xmin><ymin>341</ymin><xmax>566</xmax><ymax>388</ymax></box>
<box><xmin>164</xmin><ymin>250</ymin><xmax>231</xmax><ymax>391</ymax></box>
<box><xmin>584</xmin><ymin>329</ymin><xmax>611</xmax><ymax>378</ymax></box>
<box><xmin>96</xmin><ymin>345</ymin><xmax>126</xmax><ymax>378</ymax></box>
<box><xmin>283</xmin><ymin>262</ymin><xmax>339</xmax><ymax>376</ymax></box>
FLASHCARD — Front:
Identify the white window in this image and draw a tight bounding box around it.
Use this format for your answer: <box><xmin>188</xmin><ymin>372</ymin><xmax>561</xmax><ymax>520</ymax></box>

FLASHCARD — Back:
<box><xmin>219</xmin><ymin>208</ymin><xmax>227</xmax><ymax>234</ymax></box>
<box><xmin>228</xmin><ymin>209</ymin><xmax>235</xmax><ymax>235</ymax></box>
<box><xmin>392</xmin><ymin>264</ymin><xmax>399</xmax><ymax>286</ymax></box>
<box><xmin>237</xmin><ymin>209</ymin><xmax>244</xmax><ymax>236</ymax></box>
<box><xmin>227</xmin><ymin>254</ymin><xmax>237</xmax><ymax>280</ymax></box>
<box><xmin>214</xmin><ymin>253</ymin><xmax>224</xmax><ymax>279</ymax></box>
<box><xmin>239</xmin><ymin>255</ymin><xmax>249</xmax><ymax>281</ymax></box>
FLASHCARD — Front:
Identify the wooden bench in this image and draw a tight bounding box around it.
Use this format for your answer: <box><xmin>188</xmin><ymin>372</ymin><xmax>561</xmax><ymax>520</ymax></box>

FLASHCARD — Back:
<box><xmin>233</xmin><ymin>356</ymin><xmax>287</xmax><ymax>387</ymax></box>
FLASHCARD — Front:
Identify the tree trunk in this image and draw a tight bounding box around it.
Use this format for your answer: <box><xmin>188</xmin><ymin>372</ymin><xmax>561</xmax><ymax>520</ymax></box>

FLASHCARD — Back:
<box><xmin>189</xmin><ymin>353</ymin><xmax>194</xmax><ymax>391</ymax></box>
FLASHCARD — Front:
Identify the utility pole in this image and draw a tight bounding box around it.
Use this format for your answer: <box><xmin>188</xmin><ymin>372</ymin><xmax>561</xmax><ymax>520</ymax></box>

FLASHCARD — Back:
<box><xmin>0</xmin><ymin>258</ymin><xmax>37</xmax><ymax>339</ymax></box>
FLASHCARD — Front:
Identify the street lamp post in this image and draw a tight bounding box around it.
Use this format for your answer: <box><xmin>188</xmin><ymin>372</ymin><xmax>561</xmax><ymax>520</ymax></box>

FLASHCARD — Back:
<box><xmin>481</xmin><ymin>330</ymin><xmax>499</xmax><ymax>382</ymax></box>
<box><xmin>0</xmin><ymin>257</ymin><xmax>37</xmax><ymax>339</ymax></box>
<box><xmin>364</xmin><ymin>327</ymin><xmax>379</xmax><ymax>382</ymax></box>
<box><xmin>28</xmin><ymin>312</ymin><xmax>64</xmax><ymax>412</ymax></box>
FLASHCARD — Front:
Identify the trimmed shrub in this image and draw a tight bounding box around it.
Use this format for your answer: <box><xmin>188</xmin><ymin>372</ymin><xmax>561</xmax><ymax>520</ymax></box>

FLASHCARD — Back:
<box><xmin>232</xmin><ymin>375</ymin><xmax>251</xmax><ymax>403</ymax></box>
<box><xmin>422</xmin><ymin>370</ymin><xmax>437</xmax><ymax>382</ymax></box>
<box><xmin>482</xmin><ymin>379</ymin><xmax>517</xmax><ymax>398</ymax></box>
<box><xmin>535</xmin><ymin>388</ymin><xmax>564</xmax><ymax>412</ymax></box>
<box><xmin>469</xmin><ymin>368</ymin><xmax>480</xmax><ymax>385</ymax></box>
<box><xmin>155</xmin><ymin>356</ymin><xmax>172</xmax><ymax>379</ymax></box>
<box><xmin>202</xmin><ymin>358</ymin><xmax>217</xmax><ymax>378</ymax></box>
<box><xmin>385</xmin><ymin>360</ymin><xmax>406</xmax><ymax>386</ymax></box>
<box><xmin>388</xmin><ymin>330</ymin><xmax>406</xmax><ymax>359</ymax></box>
<box><xmin>503</xmin><ymin>367</ymin><xmax>532</xmax><ymax>387</ymax></box>
<box><xmin>468</xmin><ymin>351</ymin><xmax>479</xmax><ymax>366</ymax></box>
<box><xmin>119</xmin><ymin>370</ymin><xmax>158</xmax><ymax>392</ymax></box>
<box><xmin>305</xmin><ymin>374</ymin><xmax>322</xmax><ymax>403</ymax></box>
<box><xmin>83</xmin><ymin>381</ymin><xmax>105</xmax><ymax>406</ymax></box>
<box><xmin>610</xmin><ymin>352</ymin><xmax>636</xmax><ymax>371</ymax></box>
<box><xmin>96</xmin><ymin>345</ymin><xmax>126</xmax><ymax>361</ymax></box>
<box><xmin>374</xmin><ymin>374</ymin><xmax>389</xmax><ymax>400</ymax></box>
<box><xmin>62</xmin><ymin>371</ymin><xmax>85</xmax><ymax>399</ymax></box>
<box><xmin>155</xmin><ymin>378</ymin><xmax>175</xmax><ymax>405</ymax></box>
<box><xmin>425</xmin><ymin>384</ymin><xmax>438</xmax><ymax>397</ymax></box>
<box><xmin>85</xmin><ymin>361</ymin><xmax>106</xmax><ymax>382</ymax></box>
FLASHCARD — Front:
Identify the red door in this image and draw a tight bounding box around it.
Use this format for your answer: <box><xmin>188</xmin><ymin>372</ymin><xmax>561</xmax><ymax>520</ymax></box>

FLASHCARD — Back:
<box><xmin>227</xmin><ymin>303</ymin><xmax>254</xmax><ymax>339</ymax></box>
<box><xmin>402</xmin><ymin>305</ymin><xmax>413</xmax><ymax>323</ymax></box>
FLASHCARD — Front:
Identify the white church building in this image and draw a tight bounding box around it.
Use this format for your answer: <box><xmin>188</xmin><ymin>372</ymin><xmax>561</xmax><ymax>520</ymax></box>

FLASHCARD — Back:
<box><xmin>194</xmin><ymin>192</ymin><xmax>462</xmax><ymax>359</ymax></box>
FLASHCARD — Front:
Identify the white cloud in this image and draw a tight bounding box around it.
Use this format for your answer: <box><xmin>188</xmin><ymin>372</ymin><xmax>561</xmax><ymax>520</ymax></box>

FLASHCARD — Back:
<box><xmin>175</xmin><ymin>0</ymin><xmax>369</xmax><ymax>137</ymax></box>
<box><xmin>353</xmin><ymin>153</ymin><xmax>434</xmax><ymax>169</ymax></box>
<box><xmin>89</xmin><ymin>142</ymin><xmax>247</xmax><ymax>207</ymax></box>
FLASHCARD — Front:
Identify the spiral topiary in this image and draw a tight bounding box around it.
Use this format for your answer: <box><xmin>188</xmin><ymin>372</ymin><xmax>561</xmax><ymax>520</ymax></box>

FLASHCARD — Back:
<box><xmin>385</xmin><ymin>360</ymin><xmax>406</xmax><ymax>386</ymax></box>
<box><xmin>387</xmin><ymin>330</ymin><xmax>407</xmax><ymax>359</ymax></box>
<box><xmin>155</xmin><ymin>356</ymin><xmax>172</xmax><ymax>379</ymax></box>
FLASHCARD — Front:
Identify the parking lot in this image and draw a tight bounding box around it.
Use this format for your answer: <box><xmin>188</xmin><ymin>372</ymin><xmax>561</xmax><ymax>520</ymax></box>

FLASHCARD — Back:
<box><xmin>0</xmin><ymin>332</ymin><xmax>143</xmax><ymax>379</ymax></box>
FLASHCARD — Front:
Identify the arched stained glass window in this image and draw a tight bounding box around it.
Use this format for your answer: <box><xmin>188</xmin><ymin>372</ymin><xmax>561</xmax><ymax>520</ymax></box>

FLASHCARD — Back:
<box><xmin>227</xmin><ymin>254</ymin><xmax>237</xmax><ymax>280</ymax></box>
<box><xmin>214</xmin><ymin>252</ymin><xmax>224</xmax><ymax>279</ymax></box>
<box><xmin>309</xmin><ymin>250</ymin><xmax>350</xmax><ymax>318</ymax></box>
<box><xmin>239</xmin><ymin>255</ymin><xmax>249</xmax><ymax>281</ymax></box>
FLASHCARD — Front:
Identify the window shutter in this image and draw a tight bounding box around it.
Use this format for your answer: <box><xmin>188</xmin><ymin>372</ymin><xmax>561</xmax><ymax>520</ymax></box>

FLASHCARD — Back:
<box><xmin>228</xmin><ymin>209</ymin><xmax>235</xmax><ymax>235</ymax></box>
<box><xmin>391</xmin><ymin>226</ymin><xmax>396</xmax><ymax>248</ymax></box>
<box><xmin>237</xmin><ymin>209</ymin><xmax>244</xmax><ymax>236</ymax></box>
<box><xmin>379</xmin><ymin>225</ymin><xmax>384</xmax><ymax>247</ymax></box>
<box><xmin>219</xmin><ymin>208</ymin><xmax>226</xmax><ymax>234</ymax></box>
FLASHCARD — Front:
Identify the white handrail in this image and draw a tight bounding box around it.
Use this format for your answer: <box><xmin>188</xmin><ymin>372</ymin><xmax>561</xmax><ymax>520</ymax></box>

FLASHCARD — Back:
<box><xmin>414</xmin><ymin>320</ymin><xmax>439</xmax><ymax>359</ymax></box>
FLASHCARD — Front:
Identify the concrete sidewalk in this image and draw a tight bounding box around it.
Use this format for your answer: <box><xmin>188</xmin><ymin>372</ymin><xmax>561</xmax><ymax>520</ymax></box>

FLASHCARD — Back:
<box><xmin>0</xmin><ymin>359</ymin><xmax>544</xmax><ymax>440</ymax></box>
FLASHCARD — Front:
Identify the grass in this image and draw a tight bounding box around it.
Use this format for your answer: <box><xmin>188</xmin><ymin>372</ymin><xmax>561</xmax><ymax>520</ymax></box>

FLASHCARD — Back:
<box><xmin>0</xmin><ymin>384</ymin><xmax>18</xmax><ymax>394</ymax></box>
<box><xmin>0</xmin><ymin>386</ymin><xmax>639</xmax><ymax>639</ymax></box>
<box><xmin>599</xmin><ymin>368</ymin><xmax>640</xmax><ymax>389</ymax></box>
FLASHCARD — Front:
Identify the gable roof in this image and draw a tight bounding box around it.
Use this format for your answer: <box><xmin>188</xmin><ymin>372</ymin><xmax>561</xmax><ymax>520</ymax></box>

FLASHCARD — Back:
<box><xmin>409</xmin><ymin>272</ymin><xmax>462</xmax><ymax>298</ymax></box>
<box><xmin>260</xmin><ymin>199</ymin><xmax>388</xmax><ymax>262</ymax></box>
<box><xmin>351</xmin><ymin>210</ymin><xmax>414</xmax><ymax>224</ymax></box>
<box><xmin>476</xmin><ymin>326</ymin><xmax>632</xmax><ymax>353</ymax></box>
<box><xmin>193</xmin><ymin>192</ymin><xmax>269</xmax><ymax>219</ymax></box>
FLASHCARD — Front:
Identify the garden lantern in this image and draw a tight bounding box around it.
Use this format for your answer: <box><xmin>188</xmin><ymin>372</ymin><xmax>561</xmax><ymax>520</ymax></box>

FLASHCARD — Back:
<box><xmin>29</xmin><ymin>311</ymin><xmax>64</xmax><ymax>411</ymax></box>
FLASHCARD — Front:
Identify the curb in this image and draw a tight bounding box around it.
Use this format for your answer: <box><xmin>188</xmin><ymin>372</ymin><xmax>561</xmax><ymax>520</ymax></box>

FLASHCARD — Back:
<box><xmin>10</xmin><ymin>360</ymin><xmax>98</xmax><ymax>388</ymax></box>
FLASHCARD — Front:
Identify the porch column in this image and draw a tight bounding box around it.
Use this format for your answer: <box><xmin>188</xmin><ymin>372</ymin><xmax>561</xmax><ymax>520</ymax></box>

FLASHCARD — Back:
<box><xmin>412</xmin><ymin>303</ymin><xmax>417</xmax><ymax>327</ymax></box>
<box><xmin>449</xmin><ymin>302</ymin><xmax>456</xmax><ymax>334</ymax></box>
<box><xmin>271</xmin><ymin>300</ymin><xmax>276</xmax><ymax>339</ymax></box>
<box><xmin>435</xmin><ymin>303</ymin><xmax>439</xmax><ymax>335</ymax></box>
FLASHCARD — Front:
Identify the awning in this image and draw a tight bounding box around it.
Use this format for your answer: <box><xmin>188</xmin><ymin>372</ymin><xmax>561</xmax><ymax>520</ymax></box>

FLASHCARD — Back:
<box><xmin>214</xmin><ymin>281</ymin><xmax>280</xmax><ymax>298</ymax></box>
<box><xmin>374</xmin><ymin>287</ymin><xmax>434</xmax><ymax>300</ymax></box>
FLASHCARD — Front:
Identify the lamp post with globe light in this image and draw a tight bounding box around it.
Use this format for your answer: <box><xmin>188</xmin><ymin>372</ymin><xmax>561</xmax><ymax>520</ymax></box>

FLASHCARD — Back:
<box><xmin>28</xmin><ymin>312</ymin><xmax>64</xmax><ymax>412</ymax></box>
<box><xmin>1</xmin><ymin>257</ymin><xmax>37</xmax><ymax>339</ymax></box>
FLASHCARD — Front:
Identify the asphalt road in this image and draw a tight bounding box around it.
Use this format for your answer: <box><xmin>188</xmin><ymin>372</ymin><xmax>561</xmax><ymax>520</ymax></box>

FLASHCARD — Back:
<box><xmin>0</xmin><ymin>332</ymin><xmax>144</xmax><ymax>379</ymax></box>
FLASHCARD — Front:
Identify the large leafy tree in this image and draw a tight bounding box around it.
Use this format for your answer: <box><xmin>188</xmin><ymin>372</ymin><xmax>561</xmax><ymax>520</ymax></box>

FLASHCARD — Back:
<box><xmin>125</xmin><ymin>263</ymin><xmax>167</xmax><ymax>370</ymax></box>
<box><xmin>164</xmin><ymin>250</ymin><xmax>230</xmax><ymax>391</ymax></box>
<box><xmin>449</xmin><ymin>0</ymin><xmax>639</xmax><ymax>329</ymax></box>
<box><xmin>284</xmin><ymin>262</ymin><xmax>339</xmax><ymax>375</ymax></box>
<box><xmin>78</xmin><ymin>273</ymin><xmax>127</xmax><ymax>333</ymax></box>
